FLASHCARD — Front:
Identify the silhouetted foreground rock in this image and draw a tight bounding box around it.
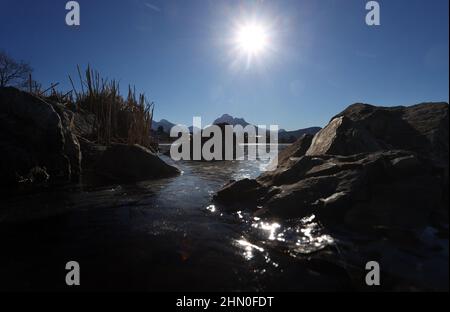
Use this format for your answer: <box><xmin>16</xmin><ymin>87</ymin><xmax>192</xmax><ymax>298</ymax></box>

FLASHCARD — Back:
<box><xmin>0</xmin><ymin>87</ymin><xmax>81</xmax><ymax>187</ymax></box>
<box><xmin>215</xmin><ymin>102</ymin><xmax>449</xmax><ymax>231</ymax></box>
<box><xmin>0</xmin><ymin>87</ymin><xmax>180</xmax><ymax>189</ymax></box>
<box><xmin>81</xmin><ymin>142</ymin><xmax>180</xmax><ymax>184</ymax></box>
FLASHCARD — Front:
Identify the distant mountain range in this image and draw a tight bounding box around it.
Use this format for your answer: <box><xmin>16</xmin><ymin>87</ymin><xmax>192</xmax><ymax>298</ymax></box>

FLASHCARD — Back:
<box><xmin>152</xmin><ymin>114</ymin><xmax>321</xmax><ymax>143</ymax></box>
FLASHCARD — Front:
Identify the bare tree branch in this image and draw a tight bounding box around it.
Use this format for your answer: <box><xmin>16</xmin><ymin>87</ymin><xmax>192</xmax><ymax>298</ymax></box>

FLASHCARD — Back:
<box><xmin>0</xmin><ymin>51</ymin><xmax>33</xmax><ymax>89</ymax></box>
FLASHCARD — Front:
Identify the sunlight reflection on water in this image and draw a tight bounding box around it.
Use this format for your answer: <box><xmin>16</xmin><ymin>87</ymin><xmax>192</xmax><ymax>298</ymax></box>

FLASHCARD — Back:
<box><xmin>236</xmin><ymin>239</ymin><xmax>265</xmax><ymax>260</ymax></box>
<box><xmin>159</xmin><ymin>146</ymin><xmax>335</xmax><ymax>275</ymax></box>
<box><xmin>206</xmin><ymin>202</ymin><xmax>335</xmax><ymax>262</ymax></box>
<box><xmin>238</xmin><ymin>214</ymin><xmax>334</xmax><ymax>258</ymax></box>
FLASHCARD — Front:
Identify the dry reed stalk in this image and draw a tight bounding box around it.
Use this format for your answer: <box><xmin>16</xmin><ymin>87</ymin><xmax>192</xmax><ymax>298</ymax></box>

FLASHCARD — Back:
<box><xmin>67</xmin><ymin>65</ymin><xmax>155</xmax><ymax>148</ymax></box>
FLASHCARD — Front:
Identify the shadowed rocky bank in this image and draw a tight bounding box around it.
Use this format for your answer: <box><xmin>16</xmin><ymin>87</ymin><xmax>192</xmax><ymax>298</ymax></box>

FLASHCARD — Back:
<box><xmin>214</xmin><ymin>102</ymin><xmax>449</xmax><ymax>290</ymax></box>
<box><xmin>215</xmin><ymin>102</ymin><xmax>449</xmax><ymax>230</ymax></box>
<box><xmin>0</xmin><ymin>87</ymin><xmax>180</xmax><ymax>191</ymax></box>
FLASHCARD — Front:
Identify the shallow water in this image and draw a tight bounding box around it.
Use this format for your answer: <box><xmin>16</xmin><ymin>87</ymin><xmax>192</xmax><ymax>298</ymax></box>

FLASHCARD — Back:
<box><xmin>0</xmin><ymin>152</ymin><xmax>347</xmax><ymax>291</ymax></box>
<box><xmin>2</xmin><ymin>148</ymin><xmax>447</xmax><ymax>291</ymax></box>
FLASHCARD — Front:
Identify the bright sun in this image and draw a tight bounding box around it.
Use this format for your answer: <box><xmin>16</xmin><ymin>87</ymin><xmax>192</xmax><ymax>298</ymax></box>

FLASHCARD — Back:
<box><xmin>235</xmin><ymin>23</ymin><xmax>269</xmax><ymax>56</ymax></box>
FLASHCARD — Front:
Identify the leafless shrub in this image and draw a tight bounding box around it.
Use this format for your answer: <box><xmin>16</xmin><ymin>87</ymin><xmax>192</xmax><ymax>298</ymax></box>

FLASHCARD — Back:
<box><xmin>0</xmin><ymin>50</ymin><xmax>33</xmax><ymax>89</ymax></box>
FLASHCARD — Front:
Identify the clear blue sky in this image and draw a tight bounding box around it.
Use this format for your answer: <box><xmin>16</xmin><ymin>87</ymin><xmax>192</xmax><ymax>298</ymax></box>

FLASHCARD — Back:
<box><xmin>1</xmin><ymin>0</ymin><xmax>448</xmax><ymax>130</ymax></box>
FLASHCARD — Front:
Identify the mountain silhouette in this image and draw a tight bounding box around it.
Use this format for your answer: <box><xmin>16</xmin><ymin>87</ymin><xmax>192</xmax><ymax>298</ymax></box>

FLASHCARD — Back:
<box><xmin>213</xmin><ymin>114</ymin><xmax>250</xmax><ymax>127</ymax></box>
<box><xmin>153</xmin><ymin>114</ymin><xmax>321</xmax><ymax>142</ymax></box>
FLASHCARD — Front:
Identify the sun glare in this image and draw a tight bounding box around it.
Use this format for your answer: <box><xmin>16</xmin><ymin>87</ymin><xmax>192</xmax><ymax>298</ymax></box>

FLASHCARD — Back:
<box><xmin>235</xmin><ymin>22</ymin><xmax>269</xmax><ymax>56</ymax></box>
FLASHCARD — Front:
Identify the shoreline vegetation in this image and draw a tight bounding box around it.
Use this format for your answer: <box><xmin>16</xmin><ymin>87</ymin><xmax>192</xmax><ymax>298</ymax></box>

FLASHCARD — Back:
<box><xmin>69</xmin><ymin>65</ymin><xmax>156</xmax><ymax>150</ymax></box>
<box><xmin>34</xmin><ymin>65</ymin><xmax>157</xmax><ymax>150</ymax></box>
<box><xmin>0</xmin><ymin>61</ymin><xmax>180</xmax><ymax>190</ymax></box>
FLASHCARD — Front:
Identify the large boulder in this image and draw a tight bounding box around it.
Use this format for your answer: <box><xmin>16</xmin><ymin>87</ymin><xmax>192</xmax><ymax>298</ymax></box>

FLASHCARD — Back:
<box><xmin>81</xmin><ymin>143</ymin><xmax>180</xmax><ymax>184</ymax></box>
<box><xmin>305</xmin><ymin>116</ymin><xmax>382</xmax><ymax>156</ymax></box>
<box><xmin>307</xmin><ymin>102</ymin><xmax>449</xmax><ymax>166</ymax></box>
<box><xmin>215</xmin><ymin>102</ymin><xmax>449</xmax><ymax>231</ymax></box>
<box><xmin>0</xmin><ymin>87</ymin><xmax>81</xmax><ymax>188</ymax></box>
<box><xmin>213</xmin><ymin>178</ymin><xmax>267</xmax><ymax>205</ymax></box>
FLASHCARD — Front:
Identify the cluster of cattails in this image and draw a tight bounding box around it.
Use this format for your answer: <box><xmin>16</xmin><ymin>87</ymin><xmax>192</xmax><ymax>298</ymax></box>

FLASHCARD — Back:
<box><xmin>68</xmin><ymin>65</ymin><xmax>155</xmax><ymax>148</ymax></box>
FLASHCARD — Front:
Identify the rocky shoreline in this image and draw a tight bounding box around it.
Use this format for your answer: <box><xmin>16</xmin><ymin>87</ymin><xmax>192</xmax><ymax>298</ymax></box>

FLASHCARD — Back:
<box><xmin>0</xmin><ymin>87</ymin><xmax>180</xmax><ymax>192</ymax></box>
<box><xmin>1</xmin><ymin>86</ymin><xmax>448</xmax><ymax>290</ymax></box>
<box><xmin>214</xmin><ymin>102</ymin><xmax>449</xmax><ymax>290</ymax></box>
<box><xmin>215</xmin><ymin>102</ymin><xmax>449</xmax><ymax>230</ymax></box>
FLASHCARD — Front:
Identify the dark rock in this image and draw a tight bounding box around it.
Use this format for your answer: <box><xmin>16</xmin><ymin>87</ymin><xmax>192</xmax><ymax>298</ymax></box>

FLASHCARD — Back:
<box><xmin>215</xmin><ymin>102</ymin><xmax>449</xmax><ymax>231</ymax></box>
<box><xmin>0</xmin><ymin>87</ymin><xmax>81</xmax><ymax>187</ymax></box>
<box><xmin>306</xmin><ymin>116</ymin><xmax>382</xmax><ymax>156</ymax></box>
<box><xmin>213</xmin><ymin>178</ymin><xmax>266</xmax><ymax>205</ymax></box>
<box><xmin>273</xmin><ymin>133</ymin><xmax>314</xmax><ymax>166</ymax></box>
<box><xmin>259</xmin><ymin>156</ymin><xmax>324</xmax><ymax>186</ymax></box>
<box><xmin>264</xmin><ymin>174</ymin><xmax>339</xmax><ymax>218</ymax></box>
<box><xmin>28</xmin><ymin>167</ymin><xmax>50</xmax><ymax>184</ymax></box>
<box><xmin>72</xmin><ymin>108</ymin><xmax>96</xmax><ymax>139</ymax></box>
<box><xmin>217</xmin><ymin>149</ymin><xmax>443</xmax><ymax>229</ymax></box>
<box><xmin>77</xmin><ymin>137</ymin><xmax>106</xmax><ymax>184</ymax></box>
<box><xmin>316</xmin><ymin>102</ymin><xmax>449</xmax><ymax>166</ymax></box>
<box><xmin>85</xmin><ymin>143</ymin><xmax>180</xmax><ymax>184</ymax></box>
<box><xmin>390</xmin><ymin>154</ymin><xmax>422</xmax><ymax>174</ymax></box>
<box><xmin>51</xmin><ymin>102</ymin><xmax>82</xmax><ymax>181</ymax></box>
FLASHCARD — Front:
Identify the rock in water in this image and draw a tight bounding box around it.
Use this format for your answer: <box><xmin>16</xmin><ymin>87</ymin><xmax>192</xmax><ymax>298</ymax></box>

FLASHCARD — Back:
<box><xmin>213</xmin><ymin>178</ymin><xmax>267</xmax><ymax>205</ymax></box>
<box><xmin>88</xmin><ymin>143</ymin><xmax>180</xmax><ymax>183</ymax></box>
<box><xmin>215</xmin><ymin>102</ymin><xmax>449</xmax><ymax>231</ymax></box>
<box><xmin>0</xmin><ymin>87</ymin><xmax>81</xmax><ymax>188</ymax></box>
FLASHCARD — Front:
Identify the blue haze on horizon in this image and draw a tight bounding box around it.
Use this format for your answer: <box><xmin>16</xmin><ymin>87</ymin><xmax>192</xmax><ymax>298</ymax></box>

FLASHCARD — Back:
<box><xmin>1</xmin><ymin>0</ymin><xmax>448</xmax><ymax>130</ymax></box>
